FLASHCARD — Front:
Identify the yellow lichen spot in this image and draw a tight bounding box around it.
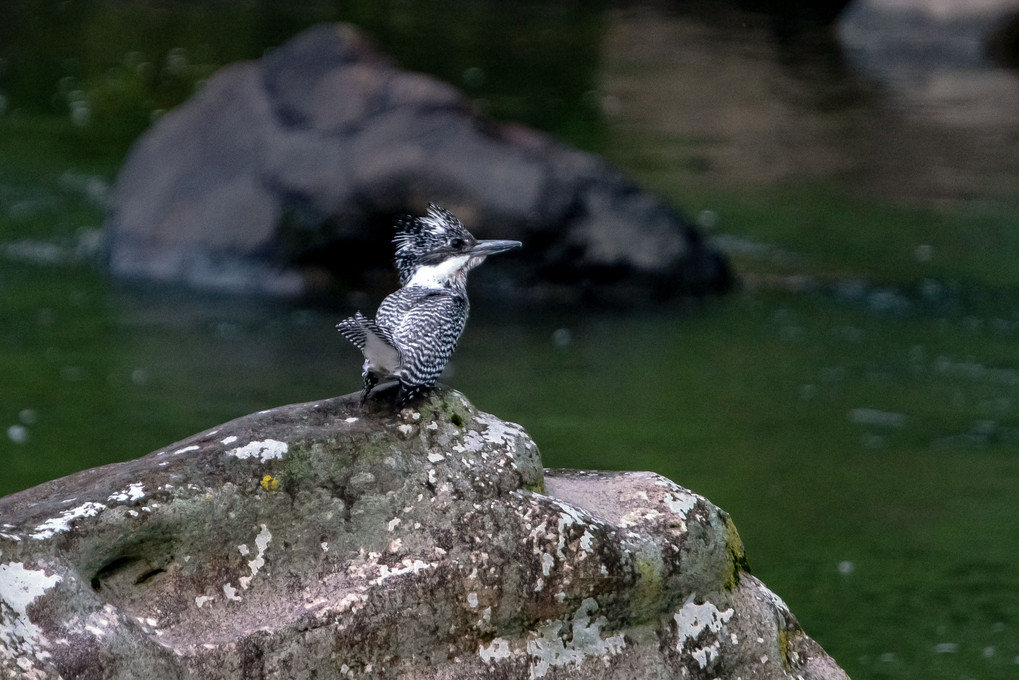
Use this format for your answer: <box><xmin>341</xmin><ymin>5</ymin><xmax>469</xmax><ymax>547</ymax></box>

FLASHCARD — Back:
<box><xmin>260</xmin><ymin>474</ymin><xmax>279</xmax><ymax>491</ymax></box>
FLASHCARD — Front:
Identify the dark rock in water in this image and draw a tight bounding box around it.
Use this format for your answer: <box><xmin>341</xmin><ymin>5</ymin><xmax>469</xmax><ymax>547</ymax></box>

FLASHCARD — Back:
<box><xmin>105</xmin><ymin>24</ymin><xmax>732</xmax><ymax>300</ymax></box>
<box><xmin>989</xmin><ymin>10</ymin><xmax>1019</xmax><ymax>70</ymax></box>
<box><xmin>0</xmin><ymin>388</ymin><xmax>846</xmax><ymax>679</ymax></box>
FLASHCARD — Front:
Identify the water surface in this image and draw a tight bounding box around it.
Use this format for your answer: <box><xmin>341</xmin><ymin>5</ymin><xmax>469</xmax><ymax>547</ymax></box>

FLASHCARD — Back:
<box><xmin>3</xmin><ymin>2</ymin><xmax>1019</xmax><ymax>679</ymax></box>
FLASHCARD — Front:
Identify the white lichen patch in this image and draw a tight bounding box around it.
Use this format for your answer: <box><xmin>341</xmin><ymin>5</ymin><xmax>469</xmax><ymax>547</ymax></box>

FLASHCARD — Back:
<box><xmin>174</xmin><ymin>445</ymin><xmax>200</xmax><ymax>455</ymax></box>
<box><xmin>475</xmin><ymin>412</ymin><xmax>525</xmax><ymax>447</ymax></box>
<box><xmin>344</xmin><ymin>417</ymin><xmax>359</xmax><ymax>424</ymax></box>
<box><xmin>227</xmin><ymin>439</ymin><xmax>288</xmax><ymax>463</ymax></box>
<box><xmin>526</xmin><ymin>598</ymin><xmax>626</xmax><ymax>679</ymax></box>
<box><xmin>757</xmin><ymin>579</ymin><xmax>791</xmax><ymax>615</ymax></box>
<box><xmin>238</xmin><ymin>524</ymin><xmax>272</xmax><ymax>590</ymax></box>
<box><xmin>467</xmin><ymin>592</ymin><xmax>479</xmax><ymax>609</ymax></box>
<box><xmin>541</xmin><ymin>553</ymin><xmax>555</xmax><ymax>577</ymax></box>
<box><xmin>479</xmin><ymin>637</ymin><xmax>513</xmax><ymax>664</ymax></box>
<box><xmin>451</xmin><ymin>429</ymin><xmax>486</xmax><ymax>454</ymax></box>
<box><xmin>223</xmin><ymin>583</ymin><xmax>241</xmax><ymax>602</ymax></box>
<box><xmin>673</xmin><ymin>595</ymin><xmax>735</xmax><ymax>669</ymax></box>
<box><xmin>397</xmin><ymin>424</ymin><xmax>415</xmax><ymax>436</ymax></box>
<box><xmin>548</xmin><ymin>498</ymin><xmax>599</xmax><ymax>559</ymax></box>
<box><xmin>370</xmin><ymin>558</ymin><xmax>432</xmax><ymax>585</ymax></box>
<box><xmin>427</xmin><ymin>452</ymin><xmax>445</xmax><ymax>463</ymax></box>
<box><xmin>617</xmin><ymin>508</ymin><xmax>663</xmax><ymax>528</ymax></box>
<box><xmin>579</xmin><ymin>531</ymin><xmax>594</xmax><ymax>553</ymax></box>
<box><xmin>335</xmin><ymin>592</ymin><xmax>367</xmax><ymax>614</ymax></box>
<box><xmin>195</xmin><ymin>595</ymin><xmax>214</xmax><ymax>608</ymax></box>
<box><xmin>30</xmin><ymin>501</ymin><xmax>107</xmax><ymax>540</ymax></box>
<box><xmin>220</xmin><ymin>435</ymin><xmax>238</xmax><ymax>445</ymax></box>
<box><xmin>0</xmin><ymin>561</ymin><xmax>62</xmax><ymax>665</ymax></box>
<box><xmin>663</xmin><ymin>491</ymin><xmax>698</xmax><ymax>517</ymax></box>
<box><xmin>65</xmin><ymin>608</ymin><xmax>121</xmax><ymax>656</ymax></box>
<box><xmin>107</xmin><ymin>483</ymin><xmax>145</xmax><ymax>503</ymax></box>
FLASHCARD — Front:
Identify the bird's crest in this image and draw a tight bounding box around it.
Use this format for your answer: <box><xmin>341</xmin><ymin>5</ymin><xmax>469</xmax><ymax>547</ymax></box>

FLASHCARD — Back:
<box><xmin>393</xmin><ymin>204</ymin><xmax>476</xmax><ymax>286</ymax></box>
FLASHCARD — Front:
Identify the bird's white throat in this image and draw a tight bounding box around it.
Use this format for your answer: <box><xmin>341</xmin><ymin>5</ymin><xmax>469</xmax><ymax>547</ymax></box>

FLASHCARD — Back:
<box><xmin>406</xmin><ymin>255</ymin><xmax>471</xmax><ymax>289</ymax></box>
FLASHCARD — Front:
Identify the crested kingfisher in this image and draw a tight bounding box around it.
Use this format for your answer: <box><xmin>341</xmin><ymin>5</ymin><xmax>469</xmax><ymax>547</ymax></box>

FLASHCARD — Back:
<box><xmin>337</xmin><ymin>204</ymin><xmax>521</xmax><ymax>408</ymax></box>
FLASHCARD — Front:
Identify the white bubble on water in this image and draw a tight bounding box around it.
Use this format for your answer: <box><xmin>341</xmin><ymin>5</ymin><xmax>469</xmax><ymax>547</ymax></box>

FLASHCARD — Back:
<box><xmin>68</xmin><ymin>90</ymin><xmax>91</xmax><ymax>127</ymax></box>
<box><xmin>60</xmin><ymin>366</ymin><xmax>83</xmax><ymax>382</ymax></box>
<box><xmin>7</xmin><ymin>424</ymin><xmax>29</xmax><ymax>444</ymax></box>
<box><xmin>861</xmin><ymin>434</ymin><xmax>886</xmax><ymax>449</ymax></box>
<box><xmin>697</xmin><ymin>209</ymin><xmax>718</xmax><ymax>229</ymax></box>
<box><xmin>463</xmin><ymin>66</ymin><xmax>485</xmax><ymax>88</ymax></box>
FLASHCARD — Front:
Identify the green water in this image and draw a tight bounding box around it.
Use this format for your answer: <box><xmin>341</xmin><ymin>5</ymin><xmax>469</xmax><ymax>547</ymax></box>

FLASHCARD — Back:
<box><xmin>4</xmin><ymin>256</ymin><xmax>1019</xmax><ymax>678</ymax></box>
<box><xmin>3</xmin><ymin>2</ymin><xmax>1019</xmax><ymax>679</ymax></box>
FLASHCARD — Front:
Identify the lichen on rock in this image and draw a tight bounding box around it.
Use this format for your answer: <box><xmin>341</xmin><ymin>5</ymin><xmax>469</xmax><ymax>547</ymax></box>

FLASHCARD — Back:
<box><xmin>0</xmin><ymin>387</ymin><xmax>847</xmax><ymax>679</ymax></box>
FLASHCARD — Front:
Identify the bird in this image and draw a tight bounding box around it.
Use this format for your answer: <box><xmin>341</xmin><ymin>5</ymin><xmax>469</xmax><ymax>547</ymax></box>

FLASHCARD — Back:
<box><xmin>337</xmin><ymin>204</ymin><xmax>521</xmax><ymax>408</ymax></box>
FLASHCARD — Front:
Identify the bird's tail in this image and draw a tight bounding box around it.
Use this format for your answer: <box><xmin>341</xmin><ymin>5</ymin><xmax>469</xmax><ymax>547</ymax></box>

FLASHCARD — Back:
<box><xmin>336</xmin><ymin>312</ymin><xmax>371</xmax><ymax>351</ymax></box>
<box><xmin>336</xmin><ymin>313</ymin><xmax>401</xmax><ymax>365</ymax></box>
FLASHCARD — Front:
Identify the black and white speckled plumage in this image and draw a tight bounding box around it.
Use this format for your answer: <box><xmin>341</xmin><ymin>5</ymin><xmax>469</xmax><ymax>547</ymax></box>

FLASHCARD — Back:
<box><xmin>337</xmin><ymin>204</ymin><xmax>520</xmax><ymax>408</ymax></box>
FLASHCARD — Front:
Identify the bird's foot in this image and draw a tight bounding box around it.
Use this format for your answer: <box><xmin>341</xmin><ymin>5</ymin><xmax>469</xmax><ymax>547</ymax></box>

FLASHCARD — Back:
<box><xmin>360</xmin><ymin>372</ymin><xmax>379</xmax><ymax>405</ymax></box>
<box><xmin>395</xmin><ymin>382</ymin><xmax>429</xmax><ymax>410</ymax></box>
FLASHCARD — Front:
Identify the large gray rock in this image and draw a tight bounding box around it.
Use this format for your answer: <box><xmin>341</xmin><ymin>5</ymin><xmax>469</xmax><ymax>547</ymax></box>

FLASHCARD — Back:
<box><xmin>105</xmin><ymin>23</ymin><xmax>732</xmax><ymax>299</ymax></box>
<box><xmin>0</xmin><ymin>388</ymin><xmax>846</xmax><ymax>679</ymax></box>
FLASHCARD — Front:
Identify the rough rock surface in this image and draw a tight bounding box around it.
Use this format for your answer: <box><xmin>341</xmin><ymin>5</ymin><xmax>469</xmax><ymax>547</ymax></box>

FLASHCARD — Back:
<box><xmin>105</xmin><ymin>23</ymin><xmax>732</xmax><ymax>299</ymax></box>
<box><xmin>0</xmin><ymin>388</ymin><xmax>846</xmax><ymax>680</ymax></box>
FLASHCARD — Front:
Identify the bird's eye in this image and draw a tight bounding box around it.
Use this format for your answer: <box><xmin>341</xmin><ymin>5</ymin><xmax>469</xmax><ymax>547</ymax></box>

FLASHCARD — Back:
<box><xmin>450</xmin><ymin>237</ymin><xmax>465</xmax><ymax>249</ymax></box>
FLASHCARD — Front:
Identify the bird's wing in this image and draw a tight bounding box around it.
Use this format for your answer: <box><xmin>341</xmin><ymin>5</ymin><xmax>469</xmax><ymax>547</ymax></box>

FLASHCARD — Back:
<box><xmin>390</xmin><ymin>292</ymin><xmax>468</xmax><ymax>388</ymax></box>
<box><xmin>337</xmin><ymin>312</ymin><xmax>402</xmax><ymax>373</ymax></box>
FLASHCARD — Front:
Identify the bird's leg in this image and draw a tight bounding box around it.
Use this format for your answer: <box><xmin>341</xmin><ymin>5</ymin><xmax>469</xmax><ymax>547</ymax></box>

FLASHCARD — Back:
<box><xmin>395</xmin><ymin>381</ymin><xmax>428</xmax><ymax>409</ymax></box>
<box><xmin>361</xmin><ymin>371</ymin><xmax>379</xmax><ymax>405</ymax></box>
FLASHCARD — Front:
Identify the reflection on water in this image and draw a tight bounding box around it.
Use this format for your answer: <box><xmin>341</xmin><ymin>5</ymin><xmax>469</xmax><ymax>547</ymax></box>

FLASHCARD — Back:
<box><xmin>602</xmin><ymin>2</ymin><xmax>1019</xmax><ymax>206</ymax></box>
<box><xmin>2</xmin><ymin>1</ymin><xmax>1014</xmax><ymax>205</ymax></box>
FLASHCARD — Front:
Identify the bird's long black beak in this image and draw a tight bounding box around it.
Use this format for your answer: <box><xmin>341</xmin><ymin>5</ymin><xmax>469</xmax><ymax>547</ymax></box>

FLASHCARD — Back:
<box><xmin>470</xmin><ymin>239</ymin><xmax>522</xmax><ymax>256</ymax></box>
